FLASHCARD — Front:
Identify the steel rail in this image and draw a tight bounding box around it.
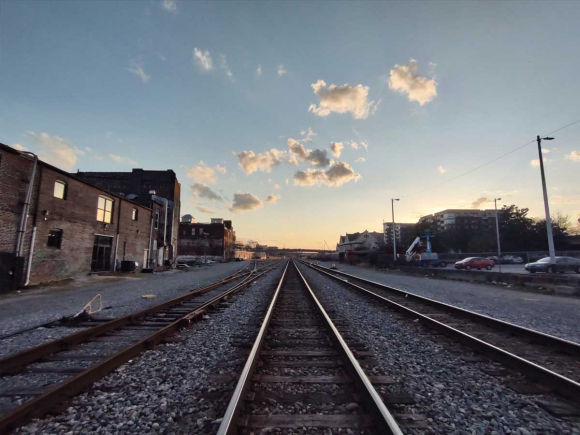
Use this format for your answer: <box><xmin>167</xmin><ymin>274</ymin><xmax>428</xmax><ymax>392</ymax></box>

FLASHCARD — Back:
<box><xmin>0</xmin><ymin>264</ymin><xmax>279</xmax><ymax>434</ymax></box>
<box><xmin>217</xmin><ymin>260</ymin><xmax>403</xmax><ymax>435</ymax></box>
<box><xmin>293</xmin><ymin>262</ymin><xmax>403</xmax><ymax>435</ymax></box>
<box><xmin>217</xmin><ymin>261</ymin><xmax>290</xmax><ymax>435</ymax></box>
<box><xmin>303</xmin><ymin>261</ymin><xmax>580</xmax><ymax>402</ymax></box>
<box><xmin>1</xmin><ymin>266</ymin><xmax>254</xmax><ymax>374</ymax></box>
<box><xmin>307</xmin><ymin>262</ymin><xmax>580</xmax><ymax>356</ymax></box>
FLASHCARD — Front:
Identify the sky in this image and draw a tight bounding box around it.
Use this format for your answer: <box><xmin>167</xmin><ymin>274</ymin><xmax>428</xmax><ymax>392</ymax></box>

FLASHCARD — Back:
<box><xmin>1</xmin><ymin>0</ymin><xmax>580</xmax><ymax>249</ymax></box>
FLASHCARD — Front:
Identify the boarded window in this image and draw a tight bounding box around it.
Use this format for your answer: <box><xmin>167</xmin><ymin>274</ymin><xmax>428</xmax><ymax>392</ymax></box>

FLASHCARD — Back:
<box><xmin>54</xmin><ymin>181</ymin><xmax>67</xmax><ymax>199</ymax></box>
<box><xmin>47</xmin><ymin>229</ymin><xmax>63</xmax><ymax>248</ymax></box>
<box><xmin>97</xmin><ymin>196</ymin><xmax>114</xmax><ymax>223</ymax></box>
<box><xmin>191</xmin><ymin>228</ymin><xmax>196</xmax><ymax>235</ymax></box>
<box><xmin>154</xmin><ymin>211</ymin><xmax>159</xmax><ymax>229</ymax></box>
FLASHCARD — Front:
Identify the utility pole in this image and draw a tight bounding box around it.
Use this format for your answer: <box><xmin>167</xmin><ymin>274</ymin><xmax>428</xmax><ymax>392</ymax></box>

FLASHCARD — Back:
<box><xmin>537</xmin><ymin>135</ymin><xmax>556</xmax><ymax>267</ymax></box>
<box><xmin>391</xmin><ymin>198</ymin><xmax>400</xmax><ymax>263</ymax></box>
<box><xmin>494</xmin><ymin>198</ymin><xmax>502</xmax><ymax>273</ymax></box>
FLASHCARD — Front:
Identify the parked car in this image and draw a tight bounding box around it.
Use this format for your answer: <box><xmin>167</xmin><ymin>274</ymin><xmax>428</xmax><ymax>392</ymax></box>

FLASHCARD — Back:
<box><xmin>486</xmin><ymin>255</ymin><xmax>524</xmax><ymax>265</ymax></box>
<box><xmin>525</xmin><ymin>256</ymin><xmax>580</xmax><ymax>274</ymax></box>
<box><xmin>455</xmin><ymin>257</ymin><xmax>495</xmax><ymax>271</ymax></box>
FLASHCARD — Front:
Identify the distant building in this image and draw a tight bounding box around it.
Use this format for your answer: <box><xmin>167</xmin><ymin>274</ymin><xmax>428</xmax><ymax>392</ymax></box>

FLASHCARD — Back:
<box><xmin>0</xmin><ymin>144</ymin><xmax>164</xmax><ymax>291</ymax></box>
<box><xmin>336</xmin><ymin>230</ymin><xmax>384</xmax><ymax>254</ymax></box>
<box><xmin>419</xmin><ymin>209</ymin><xmax>497</xmax><ymax>232</ymax></box>
<box><xmin>383</xmin><ymin>222</ymin><xmax>415</xmax><ymax>246</ymax></box>
<box><xmin>181</xmin><ymin>214</ymin><xmax>194</xmax><ymax>223</ymax></box>
<box><xmin>75</xmin><ymin>169</ymin><xmax>181</xmax><ymax>260</ymax></box>
<box><xmin>178</xmin><ymin>219</ymin><xmax>235</xmax><ymax>261</ymax></box>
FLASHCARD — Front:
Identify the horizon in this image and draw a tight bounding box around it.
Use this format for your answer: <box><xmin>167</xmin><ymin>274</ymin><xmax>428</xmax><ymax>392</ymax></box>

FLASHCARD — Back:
<box><xmin>2</xmin><ymin>1</ymin><xmax>580</xmax><ymax>249</ymax></box>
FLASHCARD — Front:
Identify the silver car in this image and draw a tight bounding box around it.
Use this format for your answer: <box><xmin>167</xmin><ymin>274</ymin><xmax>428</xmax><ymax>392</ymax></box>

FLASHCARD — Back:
<box><xmin>525</xmin><ymin>256</ymin><xmax>580</xmax><ymax>274</ymax></box>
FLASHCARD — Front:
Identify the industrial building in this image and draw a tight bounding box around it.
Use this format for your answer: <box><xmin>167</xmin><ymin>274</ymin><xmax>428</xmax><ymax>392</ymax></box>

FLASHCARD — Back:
<box><xmin>74</xmin><ymin>168</ymin><xmax>181</xmax><ymax>260</ymax></box>
<box><xmin>0</xmin><ymin>144</ymin><xmax>165</xmax><ymax>291</ymax></box>
<box><xmin>178</xmin><ymin>217</ymin><xmax>236</xmax><ymax>261</ymax></box>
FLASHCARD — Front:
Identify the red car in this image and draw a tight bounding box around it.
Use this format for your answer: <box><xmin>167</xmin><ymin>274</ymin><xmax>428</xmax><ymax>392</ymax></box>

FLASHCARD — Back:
<box><xmin>454</xmin><ymin>257</ymin><xmax>495</xmax><ymax>271</ymax></box>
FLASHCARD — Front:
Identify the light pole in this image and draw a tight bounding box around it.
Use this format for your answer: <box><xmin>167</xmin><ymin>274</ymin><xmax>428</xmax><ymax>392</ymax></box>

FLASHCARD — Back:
<box><xmin>494</xmin><ymin>198</ymin><xmax>502</xmax><ymax>273</ymax></box>
<box><xmin>391</xmin><ymin>198</ymin><xmax>400</xmax><ymax>263</ymax></box>
<box><xmin>536</xmin><ymin>135</ymin><xmax>556</xmax><ymax>267</ymax></box>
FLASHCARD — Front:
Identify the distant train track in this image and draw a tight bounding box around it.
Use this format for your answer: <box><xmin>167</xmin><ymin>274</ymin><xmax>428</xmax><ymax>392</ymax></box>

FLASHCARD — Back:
<box><xmin>303</xmin><ymin>261</ymin><xmax>580</xmax><ymax>405</ymax></box>
<box><xmin>0</xmin><ymin>261</ymin><xmax>279</xmax><ymax>434</ymax></box>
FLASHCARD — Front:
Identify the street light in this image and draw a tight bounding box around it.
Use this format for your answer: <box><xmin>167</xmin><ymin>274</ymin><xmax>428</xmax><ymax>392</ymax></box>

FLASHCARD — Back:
<box><xmin>494</xmin><ymin>198</ymin><xmax>502</xmax><ymax>274</ymax></box>
<box><xmin>536</xmin><ymin>135</ymin><xmax>556</xmax><ymax>268</ymax></box>
<box><xmin>391</xmin><ymin>198</ymin><xmax>400</xmax><ymax>263</ymax></box>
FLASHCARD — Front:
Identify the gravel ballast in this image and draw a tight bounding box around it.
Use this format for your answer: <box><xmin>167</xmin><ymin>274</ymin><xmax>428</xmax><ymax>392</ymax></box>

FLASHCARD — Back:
<box><xmin>298</xmin><ymin>262</ymin><xmax>580</xmax><ymax>435</ymax></box>
<box><xmin>0</xmin><ymin>263</ymin><xmax>249</xmax><ymax>357</ymax></box>
<box><xmin>320</xmin><ymin>262</ymin><xmax>580</xmax><ymax>344</ymax></box>
<box><xmin>12</xmin><ymin>263</ymin><xmax>285</xmax><ymax>435</ymax></box>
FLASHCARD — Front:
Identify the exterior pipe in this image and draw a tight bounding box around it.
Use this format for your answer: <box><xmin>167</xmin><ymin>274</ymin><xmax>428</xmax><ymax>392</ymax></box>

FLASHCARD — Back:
<box><xmin>113</xmin><ymin>198</ymin><xmax>122</xmax><ymax>272</ymax></box>
<box><xmin>24</xmin><ymin>227</ymin><xmax>37</xmax><ymax>286</ymax></box>
<box><xmin>15</xmin><ymin>153</ymin><xmax>38</xmax><ymax>257</ymax></box>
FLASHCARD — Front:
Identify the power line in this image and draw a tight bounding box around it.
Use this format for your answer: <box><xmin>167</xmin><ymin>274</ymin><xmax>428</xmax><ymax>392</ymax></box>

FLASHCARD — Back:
<box><xmin>400</xmin><ymin>118</ymin><xmax>580</xmax><ymax>199</ymax></box>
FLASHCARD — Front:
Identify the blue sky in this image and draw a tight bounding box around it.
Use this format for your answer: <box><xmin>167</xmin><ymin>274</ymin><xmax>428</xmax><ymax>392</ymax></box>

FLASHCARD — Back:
<box><xmin>1</xmin><ymin>0</ymin><xmax>579</xmax><ymax>248</ymax></box>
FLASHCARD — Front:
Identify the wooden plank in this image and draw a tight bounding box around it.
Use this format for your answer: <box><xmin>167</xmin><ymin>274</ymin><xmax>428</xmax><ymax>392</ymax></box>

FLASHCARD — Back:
<box><xmin>380</xmin><ymin>393</ymin><xmax>416</xmax><ymax>405</ymax></box>
<box><xmin>25</xmin><ymin>366</ymin><xmax>87</xmax><ymax>374</ymax></box>
<box><xmin>394</xmin><ymin>414</ymin><xmax>428</xmax><ymax>429</ymax></box>
<box><xmin>250</xmin><ymin>390</ymin><xmax>354</xmax><ymax>404</ymax></box>
<box><xmin>369</xmin><ymin>375</ymin><xmax>396</xmax><ymax>385</ymax></box>
<box><xmin>263</xmin><ymin>360</ymin><xmax>342</xmax><ymax>368</ymax></box>
<box><xmin>43</xmin><ymin>355</ymin><xmax>103</xmax><ymax>361</ymax></box>
<box><xmin>253</xmin><ymin>375</ymin><xmax>350</xmax><ymax>383</ymax></box>
<box><xmin>261</xmin><ymin>350</ymin><xmax>338</xmax><ymax>357</ymax></box>
<box><xmin>536</xmin><ymin>400</ymin><xmax>580</xmax><ymax>417</ymax></box>
<box><xmin>243</xmin><ymin>414</ymin><xmax>373</xmax><ymax>428</ymax></box>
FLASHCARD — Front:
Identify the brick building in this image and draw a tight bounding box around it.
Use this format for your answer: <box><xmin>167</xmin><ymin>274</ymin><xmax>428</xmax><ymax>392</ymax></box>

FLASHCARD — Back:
<box><xmin>74</xmin><ymin>169</ymin><xmax>181</xmax><ymax>260</ymax></box>
<box><xmin>178</xmin><ymin>218</ymin><xmax>236</xmax><ymax>261</ymax></box>
<box><xmin>0</xmin><ymin>144</ymin><xmax>164</xmax><ymax>291</ymax></box>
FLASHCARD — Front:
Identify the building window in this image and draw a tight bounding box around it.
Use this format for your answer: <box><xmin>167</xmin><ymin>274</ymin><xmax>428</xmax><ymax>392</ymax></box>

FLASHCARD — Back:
<box><xmin>154</xmin><ymin>210</ymin><xmax>159</xmax><ymax>229</ymax></box>
<box><xmin>192</xmin><ymin>228</ymin><xmax>196</xmax><ymax>235</ymax></box>
<box><xmin>54</xmin><ymin>181</ymin><xmax>67</xmax><ymax>199</ymax></box>
<box><xmin>97</xmin><ymin>196</ymin><xmax>114</xmax><ymax>223</ymax></box>
<box><xmin>132</xmin><ymin>208</ymin><xmax>138</xmax><ymax>221</ymax></box>
<box><xmin>47</xmin><ymin>229</ymin><xmax>63</xmax><ymax>248</ymax></box>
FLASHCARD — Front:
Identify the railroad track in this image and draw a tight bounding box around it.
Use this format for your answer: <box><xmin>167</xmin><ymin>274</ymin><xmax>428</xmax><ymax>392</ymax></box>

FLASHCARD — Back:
<box><xmin>0</xmin><ymin>261</ymin><xmax>279</xmax><ymax>434</ymax></box>
<box><xmin>303</xmin><ymin>261</ymin><xmax>580</xmax><ymax>408</ymax></box>
<box><xmin>217</xmin><ymin>260</ymin><xmax>406</xmax><ymax>434</ymax></box>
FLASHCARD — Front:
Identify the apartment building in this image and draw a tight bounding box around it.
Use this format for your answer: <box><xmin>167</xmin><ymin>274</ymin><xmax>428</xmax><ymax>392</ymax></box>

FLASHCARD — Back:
<box><xmin>419</xmin><ymin>209</ymin><xmax>498</xmax><ymax>232</ymax></box>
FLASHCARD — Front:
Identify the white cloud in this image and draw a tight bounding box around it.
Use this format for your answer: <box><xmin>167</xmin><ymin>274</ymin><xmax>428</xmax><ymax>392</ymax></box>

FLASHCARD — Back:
<box><xmin>85</xmin><ymin>147</ymin><xmax>93</xmax><ymax>152</ymax></box>
<box><xmin>230</xmin><ymin>192</ymin><xmax>263</xmax><ymax>213</ymax></box>
<box><xmin>193</xmin><ymin>48</ymin><xmax>213</xmax><ymax>72</ymax></box>
<box><xmin>12</xmin><ymin>143</ymin><xmax>28</xmax><ymax>151</ymax></box>
<box><xmin>234</xmin><ymin>149</ymin><xmax>293</xmax><ymax>174</ymax></box>
<box><xmin>186</xmin><ymin>162</ymin><xmax>218</xmax><ymax>184</ymax></box>
<box><xmin>215</xmin><ymin>164</ymin><xmax>227</xmax><ymax>174</ymax></box>
<box><xmin>266</xmin><ymin>193</ymin><xmax>281</xmax><ymax>204</ymax></box>
<box><xmin>438</xmin><ymin>165</ymin><xmax>446</xmax><ymax>174</ymax></box>
<box><xmin>308</xmin><ymin>80</ymin><xmax>376</xmax><ymax>119</ymax></box>
<box><xmin>349</xmin><ymin>141</ymin><xmax>368</xmax><ymax>151</ymax></box>
<box><xmin>161</xmin><ymin>0</ymin><xmax>177</xmax><ymax>13</ymax></box>
<box><xmin>565</xmin><ymin>151</ymin><xmax>580</xmax><ymax>162</ymax></box>
<box><xmin>293</xmin><ymin>161</ymin><xmax>361</xmax><ymax>187</ymax></box>
<box><xmin>126</xmin><ymin>59</ymin><xmax>150</xmax><ymax>83</ymax></box>
<box><xmin>26</xmin><ymin>132</ymin><xmax>84</xmax><ymax>170</ymax></box>
<box><xmin>542</xmin><ymin>148</ymin><xmax>551</xmax><ymax>154</ymax></box>
<box><xmin>471</xmin><ymin>197</ymin><xmax>490</xmax><ymax>208</ymax></box>
<box><xmin>530</xmin><ymin>158</ymin><xmax>550</xmax><ymax>167</ymax></box>
<box><xmin>108</xmin><ymin>154</ymin><xmax>138</xmax><ymax>166</ymax></box>
<box><xmin>197</xmin><ymin>205</ymin><xmax>216</xmax><ymax>214</ymax></box>
<box><xmin>274</xmin><ymin>183</ymin><xmax>280</xmax><ymax>190</ymax></box>
<box><xmin>256</xmin><ymin>64</ymin><xmax>262</xmax><ymax>76</ymax></box>
<box><xmin>355</xmin><ymin>157</ymin><xmax>365</xmax><ymax>163</ymax></box>
<box><xmin>191</xmin><ymin>183</ymin><xmax>222</xmax><ymax>201</ymax></box>
<box><xmin>277</xmin><ymin>64</ymin><xmax>287</xmax><ymax>76</ymax></box>
<box><xmin>288</xmin><ymin>138</ymin><xmax>331</xmax><ymax>168</ymax></box>
<box><xmin>220</xmin><ymin>54</ymin><xmax>234</xmax><ymax>81</ymax></box>
<box><xmin>389</xmin><ymin>59</ymin><xmax>437</xmax><ymax>106</ymax></box>
<box><xmin>330</xmin><ymin>142</ymin><xmax>344</xmax><ymax>158</ymax></box>
<box><xmin>300</xmin><ymin>127</ymin><xmax>317</xmax><ymax>143</ymax></box>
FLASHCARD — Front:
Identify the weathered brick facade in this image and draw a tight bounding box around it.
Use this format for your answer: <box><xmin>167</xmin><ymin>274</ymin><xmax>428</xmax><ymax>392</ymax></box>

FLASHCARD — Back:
<box><xmin>178</xmin><ymin>220</ymin><xmax>235</xmax><ymax>261</ymax></box>
<box><xmin>74</xmin><ymin>169</ymin><xmax>181</xmax><ymax>259</ymax></box>
<box><xmin>0</xmin><ymin>144</ymin><xmax>164</xmax><ymax>291</ymax></box>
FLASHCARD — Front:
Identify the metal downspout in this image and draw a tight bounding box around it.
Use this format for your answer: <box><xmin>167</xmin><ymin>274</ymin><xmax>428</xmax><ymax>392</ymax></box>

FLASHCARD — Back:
<box><xmin>15</xmin><ymin>153</ymin><xmax>38</xmax><ymax>257</ymax></box>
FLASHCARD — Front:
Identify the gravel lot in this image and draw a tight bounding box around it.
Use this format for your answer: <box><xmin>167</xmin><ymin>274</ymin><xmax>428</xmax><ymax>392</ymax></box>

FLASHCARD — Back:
<box><xmin>13</xmin><ymin>262</ymin><xmax>286</xmax><ymax>435</ymax></box>
<box><xmin>321</xmin><ymin>262</ymin><xmax>580</xmax><ymax>344</ymax></box>
<box><xmin>0</xmin><ymin>262</ymin><xmax>249</xmax><ymax>339</ymax></box>
<box><xmin>298</xmin><ymin>262</ymin><xmax>580</xmax><ymax>435</ymax></box>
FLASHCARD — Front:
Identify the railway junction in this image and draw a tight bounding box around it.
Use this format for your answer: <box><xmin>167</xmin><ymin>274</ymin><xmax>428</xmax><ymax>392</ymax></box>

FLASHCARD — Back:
<box><xmin>1</xmin><ymin>260</ymin><xmax>580</xmax><ymax>434</ymax></box>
